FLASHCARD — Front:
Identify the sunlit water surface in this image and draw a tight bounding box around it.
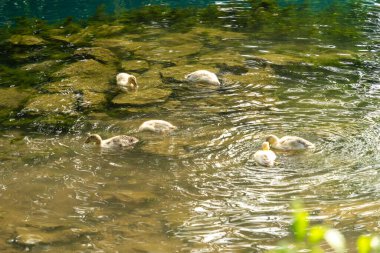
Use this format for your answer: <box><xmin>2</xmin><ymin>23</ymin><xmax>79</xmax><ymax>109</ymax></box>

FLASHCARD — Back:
<box><xmin>0</xmin><ymin>1</ymin><xmax>380</xmax><ymax>252</ymax></box>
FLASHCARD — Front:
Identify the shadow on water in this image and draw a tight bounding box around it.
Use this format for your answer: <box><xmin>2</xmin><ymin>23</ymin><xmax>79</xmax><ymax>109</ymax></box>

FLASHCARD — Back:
<box><xmin>0</xmin><ymin>0</ymin><xmax>379</xmax><ymax>252</ymax></box>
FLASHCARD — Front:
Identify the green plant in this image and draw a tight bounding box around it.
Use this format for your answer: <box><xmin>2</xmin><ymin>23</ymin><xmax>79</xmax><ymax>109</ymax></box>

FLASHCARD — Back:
<box><xmin>269</xmin><ymin>201</ymin><xmax>380</xmax><ymax>253</ymax></box>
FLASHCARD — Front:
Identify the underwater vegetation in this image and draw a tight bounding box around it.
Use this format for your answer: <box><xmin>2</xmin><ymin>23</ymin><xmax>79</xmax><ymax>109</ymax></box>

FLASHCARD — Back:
<box><xmin>0</xmin><ymin>0</ymin><xmax>367</xmax><ymax>133</ymax></box>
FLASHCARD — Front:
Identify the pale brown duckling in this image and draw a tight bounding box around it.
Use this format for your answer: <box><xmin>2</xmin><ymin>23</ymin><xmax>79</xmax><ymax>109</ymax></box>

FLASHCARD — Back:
<box><xmin>266</xmin><ymin>134</ymin><xmax>315</xmax><ymax>151</ymax></box>
<box><xmin>85</xmin><ymin>134</ymin><xmax>139</xmax><ymax>148</ymax></box>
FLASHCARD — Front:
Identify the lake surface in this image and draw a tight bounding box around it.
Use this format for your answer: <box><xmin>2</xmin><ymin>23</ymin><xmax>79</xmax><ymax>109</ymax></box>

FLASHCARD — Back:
<box><xmin>0</xmin><ymin>0</ymin><xmax>379</xmax><ymax>252</ymax></box>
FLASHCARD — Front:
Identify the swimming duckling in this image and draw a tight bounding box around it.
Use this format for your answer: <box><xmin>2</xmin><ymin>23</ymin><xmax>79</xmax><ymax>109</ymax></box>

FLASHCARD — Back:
<box><xmin>116</xmin><ymin>72</ymin><xmax>138</xmax><ymax>91</ymax></box>
<box><xmin>85</xmin><ymin>134</ymin><xmax>139</xmax><ymax>148</ymax></box>
<box><xmin>266</xmin><ymin>134</ymin><xmax>315</xmax><ymax>151</ymax></box>
<box><xmin>254</xmin><ymin>142</ymin><xmax>276</xmax><ymax>167</ymax></box>
<box><xmin>185</xmin><ymin>70</ymin><xmax>221</xmax><ymax>86</ymax></box>
<box><xmin>138</xmin><ymin>120</ymin><xmax>177</xmax><ymax>134</ymax></box>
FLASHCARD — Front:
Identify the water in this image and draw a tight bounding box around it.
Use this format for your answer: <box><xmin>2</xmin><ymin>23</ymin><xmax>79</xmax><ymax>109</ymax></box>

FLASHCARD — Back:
<box><xmin>0</xmin><ymin>0</ymin><xmax>379</xmax><ymax>252</ymax></box>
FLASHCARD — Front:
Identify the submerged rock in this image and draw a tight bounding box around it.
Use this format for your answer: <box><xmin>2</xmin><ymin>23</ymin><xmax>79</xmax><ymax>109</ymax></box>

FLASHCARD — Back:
<box><xmin>92</xmin><ymin>38</ymin><xmax>156</xmax><ymax>53</ymax></box>
<box><xmin>22</xmin><ymin>93</ymin><xmax>77</xmax><ymax>116</ymax></box>
<box><xmin>13</xmin><ymin>225</ymin><xmax>97</xmax><ymax>247</ymax></box>
<box><xmin>198</xmin><ymin>51</ymin><xmax>246</xmax><ymax>67</ymax></box>
<box><xmin>8</xmin><ymin>35</ymin><xmax>45</xmax><ymax>46</ymax></box>
<box><xmin>134</xmin><ymin>43</ymin><xmax>201</xmax><ymax>64</ymax></box>
<box><xmin>21</xmin><ymin>60</ymin><xmax>60</xmax><ymax>72</ymax></box>
<box><xmin>80</xmin><ymin>90</ymin><xmax>107</xmax><ymax>110</ymax></box>
<box><xmin>112</xmin><ymin>87</ymin><xmax>172</xmax><ymax>106</ymax></box>
<box><xmin>121</xmin><ymin>60</ymin><xmax>149</xmax><ymax>72</ymax></box>
<box><xmin>0</xmin><ymin>87</ymin><xmax>33</xmax><ymax>119</ymax></box>
<box><xmin>44</xmin><ymin>59</ymin><xmax>116</xmax><ymax>95</ymax></box>
<box><xmin>73</xmin><ymin>47</ymin><xmax>118</xmax><ymax>64</ymax></box>
<box><xmin>160</xmin><ymin>65</ymin><xmax>218</xmax><ymax>82</ymax></box>
<box><xmin>52</xmin><ymin>59</ymin><xmax>115</xmax><ymax>79</ymax></box>
<box><xmin>101</xmin><ymin>190</ymin><xmax>156</xmax><ymax>205</ymax></box>
<box><xmin>0</xmin><ymin>87</ymin><xmax>32</xmax><ymax>110</ymax></box>
<box><xmin>223</xmin><ymin>67</ymin><xmax>276</xmax><ymax>85</ymax></box>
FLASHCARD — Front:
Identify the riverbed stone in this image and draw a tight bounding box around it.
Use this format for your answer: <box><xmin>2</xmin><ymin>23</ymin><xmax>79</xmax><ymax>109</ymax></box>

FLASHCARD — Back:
<box><xmin>0</xmin><ymin>87</ymin><xmax>33</xmax><ymax>119</ymax></box>
<box><xmin>21</xmin><ymin>60</ymin><xmax>60</xmax><ymax>72</ymax></box>
<box><xmin>74</xmin><ymin>47</ymin><xmax>118</xmax><ymax>64</ymax></box>
<box><xmin>8</xmin><ymin>35</ymin><xmax>45</xmax><ymax>46</ymax></box>
<box><xmin>22</xmin><ymin>93</ymin><xmax>77</xmax><ymax>116</ymax></box>
<box><xmin>160</xmin><ymin>64</ymin><xmax>218</xmax><ymax>82</ymax></box>
<box><xmin>13</xmin><ymin>225</ymin><xmax>97</xmax><ymax>246</ymax></box>
<box><xmin>52</xmin><ymin>59</ymin><xmax>115</xmax><ymax>78</ymax></box>
<box><xmin>189</xmin><ymin>26</ymin><xmax>248</xmax><ymax>41</ymax></box>
<box><xmin>223</xmin><ymin>67</ymin><xmax>276</xmax><ymax>85</ymax></box>
<box><xmin>92</xmin><ymin>38</ymin><xmax>157</xmax><ymax>53</ymax></box>
<box><xmin>101</xmin><ymin>190</ymin><xmax>156</xmax><ymax>205</ymax></box>
<box><xmin>80</xmin><ymin>90</ymin><xmax>107</xmax><ymax>110</ymax></box>
<box><xmin>112</xmin><ymin>87</ymin><xmax>172</xmax><ymax>106</ymax></box>
<box><xmin>137</xmin><ymin>68</ymin><xmax>164</xmax><ymax>88</ymax></box>
<box><xmin>45</xmin><ymin>59</ymin><xmax>116</xmax><ymax>94</ymax></box>
<box><xmin>134</xmin><ymin>42</ymin><xmax>201</xmax><ymax>64</ymax></box>
<box><xmin>198</xmin><ymin>51</ymin><xmax>246</xmax><ymax>67</ymax></box>
<box><xmin>120</xmin><ymin>60</ymin><xmax>149</xmax><ymax>72</ymax></box>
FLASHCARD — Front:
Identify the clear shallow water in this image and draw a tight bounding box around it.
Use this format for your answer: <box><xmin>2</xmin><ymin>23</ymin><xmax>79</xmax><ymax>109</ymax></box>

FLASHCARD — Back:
<box><xmin>0</xmin><ymin>1</ymin><xmax>379</xmax><ymax>252</ymax></box>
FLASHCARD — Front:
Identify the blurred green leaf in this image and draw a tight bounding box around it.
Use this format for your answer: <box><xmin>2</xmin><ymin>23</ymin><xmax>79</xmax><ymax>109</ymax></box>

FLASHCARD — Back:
<box><xmin>357</xmin><ymin>235</ymin><xmax>371</xmax><ymax>253</ymax></box>
<box><xmin>309</xmin><ymin>226</ymin><xmax>327</xmax><ymax>245</ymax></box>
<box><xmin>291</xmin><ymin>201</ymin><xmax>309</xmax><ymax>242</ymax></box>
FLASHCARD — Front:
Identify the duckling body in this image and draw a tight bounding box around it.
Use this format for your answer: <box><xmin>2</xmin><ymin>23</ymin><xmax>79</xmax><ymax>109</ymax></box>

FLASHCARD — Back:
<box><xmin>85</xmin><ymin>134</ymin><xmax>139</xmax><ymax>148</ymax></box>
<box><xmin>254</xmin><ymin>142</ymin><xmax>276</xmax><ymax>167</ymax></box>
<box><xmin>266</xmin><ymin>134</ymin><xmax>315</xmax><ymax>151</ymax></box>
<box><xmin>185</xmin><ymin>70</ymin><xmax>221</xmax><ymax>86</ymax></box>
<box><xmin>116</xmin><ymin>73</ymin><xmax>138</xmax><ymax>91</ymax></box>
<box><xmin>138</xmin><ymin>120</ymin><xmax>177</xmax><ymax>134</ymax></box>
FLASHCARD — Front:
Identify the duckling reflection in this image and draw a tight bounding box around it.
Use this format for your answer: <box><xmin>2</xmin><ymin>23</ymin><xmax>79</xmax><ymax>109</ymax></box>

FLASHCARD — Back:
<box><xmin>254</xmin><ymin>141</ymin><xmax>276</xmax><ymax>167</ymax></box>
<box><xmin>266</xmin><ymin>134</ymin><xmax>315</xmax><ymax>151</ymax></box>
<box><xmin>185</xmin><ymin>70</ymin><xmax>221</xmax><ymax>86</ymax></box>
<box><xmin>85</xmin><ymin>133</ymin><xmax>139</xmax><ymax>148</ymax></box>
<box><xmin>138</xmin><ymin>120</ymin><xmax>177</xmax><ymax>134</ymax></box>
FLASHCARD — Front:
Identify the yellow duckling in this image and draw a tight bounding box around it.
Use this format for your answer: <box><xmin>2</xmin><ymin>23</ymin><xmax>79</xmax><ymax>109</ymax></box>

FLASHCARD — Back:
<box><xmin>138</xmin><ymin>120</ymin><xmax>177</xmax><ymax>134</ymax></box>
<box><xmin>185</xmin><ymin>70</ymin><xmax>221</xmax><ymax>86</ymax></box>
<box><xmin>85</xmin><ymin>134</ymin><xmax>139</xmax><ymax>148</ymax></box>
<box><xmin>266</xmin><ymin>134</ymin><xmax>315</xmax><ymax>151</ymax></box>
<box><xmin>116</xmin><ymin>72</ymin><xmax>138</xmax><ymax>91</ymax></box>
<box><xmin>254</xmin><ymin>142</ymin><xmax>276</xmax><ymax>167</ymax></box>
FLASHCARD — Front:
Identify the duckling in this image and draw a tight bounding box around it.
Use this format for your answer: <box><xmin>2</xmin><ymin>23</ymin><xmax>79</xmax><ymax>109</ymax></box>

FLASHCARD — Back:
<box><xmin>254</xmin><ymin>141</ymin><xmax>276</xmax><ymax>167</ymax></box>
<box><xmin>85</xmin><ymin>134</ymin><xmax>139</xmax><ymax>148</ymax></box>
<box><xmin>185</xmin><ymin>70</ymin><xmax>221</xmax><ymax>86</ymax></box>
<box><xmin>266</xmin><ymin>134</ymin><xmax>315</xmax><ymax>151</ymax></box>
<box><xmin>138</xmin><ymin>120</ymin><xmax>177</xmax><ymax>134</ymax></box>
<box><xmin>116</xmin><ymin>72</ymin><xmax>138</xmax><ymax>91</ymax></box>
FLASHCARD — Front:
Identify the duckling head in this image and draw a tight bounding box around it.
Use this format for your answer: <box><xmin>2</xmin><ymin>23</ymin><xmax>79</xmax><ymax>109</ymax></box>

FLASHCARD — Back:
<box><xmin>265</xmin><ymin>135</ymin><xmax>279</xmax><ymax>146</ymax></box>
<box><xmin>127</xmin><ymin>75</ymin><xmax>138</xmax><ymax>89</ymax></box>
<box><xmin>85</xmin><ymin>134</ymin><xmax>102</xmax><ymax>145</ymax></box>
<box><xmin>262</xmin><ymin>141</ymin><xmax>270</xmax><ymax>151</ymax></box>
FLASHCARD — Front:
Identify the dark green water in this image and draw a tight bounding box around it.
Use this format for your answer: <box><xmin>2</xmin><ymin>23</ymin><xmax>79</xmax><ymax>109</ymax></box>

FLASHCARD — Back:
<box><xmin>0</xmin><ymin>1</ymin><xmax>379</xmax><ymax>252</ymax></box>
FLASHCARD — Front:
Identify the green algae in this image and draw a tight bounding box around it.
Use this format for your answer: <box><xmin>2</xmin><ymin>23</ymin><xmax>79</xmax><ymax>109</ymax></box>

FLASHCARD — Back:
<box><xmin>8</xmin><ymin>35</ymin><xmax>45</xmax><ymax>46</ymax></box>
<box><xmin>112</xmin><ymin>88</ymin><xmax>172</xmax><ymax>106</ymax></box>
<box><xmin>22</xmin><ymin>93</ymin><xmax>78</xmax><ymax>116</ymax></box>
<box><xmin>0</xmin><ymin>0</ymin><xmax>368</xmax><ymax>133</ymax></box>
<box><xmin>73</xmin><ymin>47</ymin><xmax>118</xmax><ymax>64</ymax></box>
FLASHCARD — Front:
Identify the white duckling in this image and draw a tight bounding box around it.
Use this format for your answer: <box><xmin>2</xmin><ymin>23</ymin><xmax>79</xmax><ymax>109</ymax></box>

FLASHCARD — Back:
<box><xmin>116</xmin><ymin>72</ymin><xmax>138</xmax><ymax>91</ymax></box>
<box><xmin>254</xmin><ymin>142</ymin><xmax>276</xmax><ymax>167</ymax></box>
<box><xmin>85</xmin><ymin>133</ymin><xmax>139</xmax><ymax>148</ymax></box>
<box><xmin>266</xmin><ymin>134</ymin><xmax>315</xmax><ymax>151</ymax></box>
<box><xmin>184</xmin><ymin>70</ymin><xmax>221</xmax><ymax>86</ymax></box>
<box><xmin>138</xmin><ymin>120</ymin><xmax>177</xmax><ymax>134</ymax></box>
